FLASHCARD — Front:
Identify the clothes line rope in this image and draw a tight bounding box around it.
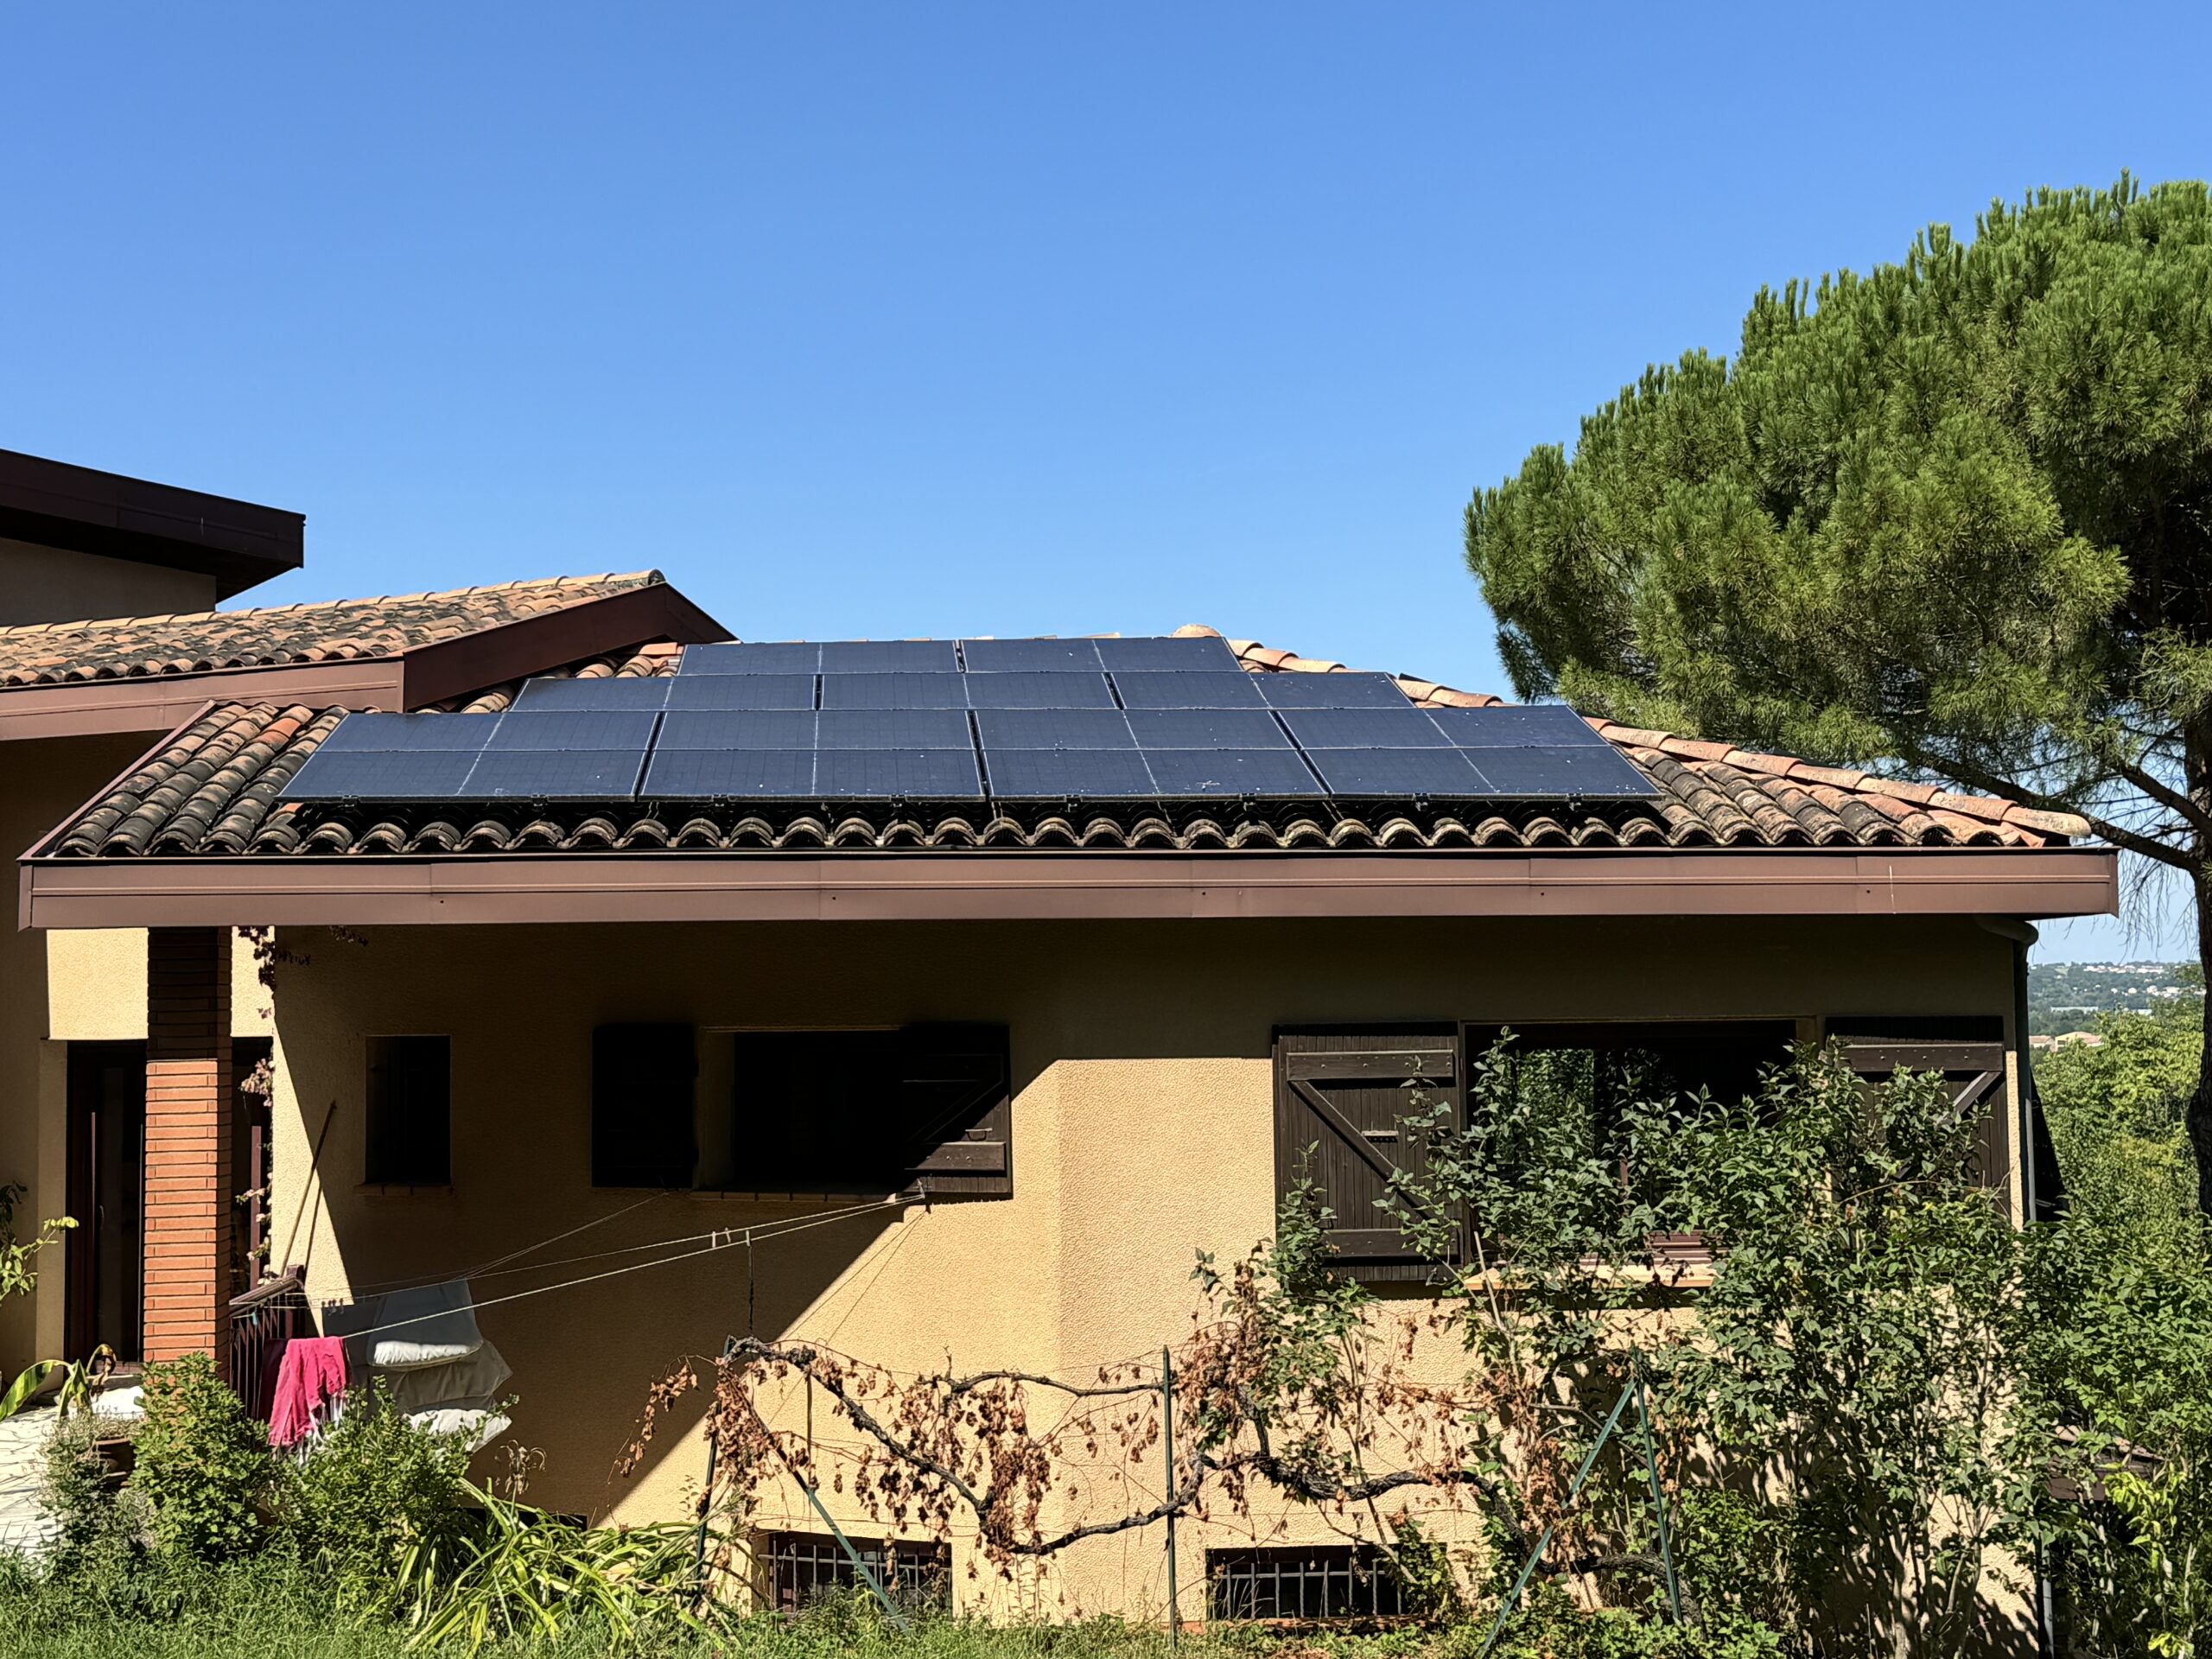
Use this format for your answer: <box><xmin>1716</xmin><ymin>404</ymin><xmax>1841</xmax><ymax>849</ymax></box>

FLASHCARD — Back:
<box><xmin>327</xmin><ymin>1195</ymin><xmax>912</xmax><ymax>1342</ymax></box>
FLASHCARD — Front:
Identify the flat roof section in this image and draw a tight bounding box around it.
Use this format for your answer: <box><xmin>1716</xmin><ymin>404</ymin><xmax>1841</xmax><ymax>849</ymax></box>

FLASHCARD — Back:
<box><xmin>0</xmin><ymin>448</ymin><xmax>305</xmax><ymax>599</ymax></box>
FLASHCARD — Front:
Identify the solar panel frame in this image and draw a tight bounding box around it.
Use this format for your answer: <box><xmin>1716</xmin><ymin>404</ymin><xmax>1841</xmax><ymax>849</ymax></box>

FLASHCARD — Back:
<box><xmin>1276</xmin><ymin>709</ymin><xmax>1451</xmax><ymax>750</ymax></box>
<box><xmin>1423</xmin><ymin>704</ymin><xmax>1611</xmax><ymax>747</ymax></box>
<box><xmin>815</xmin><ymin>749</ymin><xmax>985</xmax><ymax>798</ymax></box>
<box><xmin>1109</xmin><ymin>671</ymin><xmax>1268</xmax><ymax>709</ymax></box>
<box><xmin>485</xmin><ymin>711</ymin><xmax>660</xmax><ymax>751</ymax></box>
<box><xmin>959</xmin><ymin>639</ymin><xmax>1104</xmax><ymax>672</ymax></box>
<box><xmin>1122</xmin><ymin>709</ymin><xmax>1291</xmax><ymax>748</ymax></box>
<box><xmin>1255</xmin><ymin>673</ymin><xmax>1414</xmax><ymax>709</ymax></box>
<box><xmin>1302</xmin><ymin>748</ymin><xmax>1488</xmax><ymax>796</ymax></box>
<box><xmin>512</xmin><ymin>677</ymin><xmax>672</xmax><ymax>711</ymax></box>
<box><xmin>819</xmin><ymin>672</ymin><xmax>968</xmax><ymax>709</ymax></box>
<box><xmin>1093</xmin><ymin>636</ymin><xmax>1243</xmax><ymax>673</ymax></box>
<box><xmin>660</xmin><ymin>674</ymin><xmax>817</xmax><ymax>711</ymax></box>
<box><xmin>655</xmin><ymin>710</ymin><xmax>818</xmax><ymax>749</ymax></box>
<box><xmin>983</xmin><ymin>749</ymin><xmax>1157</xmax><ymax>799</ymax></box>
<box><xmin>678</xmin><ymin>643</ymin><xmax>822</xmax><ymax>675</ymax></box>
<box><xmin>961</xmin><ymin>671</ymin><xmax>1117</xmax><ymax>709</ymax></box>
<box><xmin>461</xmin><ymin>749</ymin><xmax>649</xmax><ymax>798</ymax></box>
<box><xmin>641</xmin><ymin>748</ymin><xmax>817</xmax><ymax>798</ymax></box>
<box><xmin>816</xmin><ymin>708</ymin><xmax>976</xmax><ymax>748</ymax></box>
<box><xmin>1142</xmin><ymin>749</ymin><xmax>1329</xmax><ymax>798</ymax></box>
<box><xmin>280</xmin><ymin>749</ymin><xmax>484</xmax><ymax>800</ymax></box>
<box><xmin>314</xmin><ymin>714</ymin><xmax>502</xmax><ymax>753</ymax></box>
<box><xmin>974</xmin><ymin>709</ymin><xmax>1137</xmax><ymax>749</ymax></box>
<box><xmin>818</xmin><ymin>639</ymin><xmax>960</xmax><ymax>673</ymax></box>
<box><xmin>1463</xmin><ymin>747</ymin><xmax>1657</xmax><ymax>798</ymax></box>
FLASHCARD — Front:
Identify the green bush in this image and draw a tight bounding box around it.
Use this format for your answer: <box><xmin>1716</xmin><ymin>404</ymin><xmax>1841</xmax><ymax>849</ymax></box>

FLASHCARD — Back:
<box><xmin>279</xmin><ymin>1382</ymin><xmax>474</xmax><ymax>1605</ymax></box>
<box><xmin>130</xmin><ymin>1351</ymin><xmax>274</xmax><ymax>1563</ymax></box>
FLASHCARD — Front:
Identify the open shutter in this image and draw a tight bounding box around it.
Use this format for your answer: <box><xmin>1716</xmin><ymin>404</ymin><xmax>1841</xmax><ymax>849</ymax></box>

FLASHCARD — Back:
<box><xmin>1841</xmin><ymin>1040</ymin><xmax>2009</xmax><ymax>1191</ymax></box>
<box><xmin>593</xmin><ymin>1023</ymin><xmax>698</xmax><ymax>1188</ymax></box>
<box><xmin>897</xmin><ymin>1024</ymin><xmax>1012</xmax><ymax>1198</ymax></box>
<box><xmin>1274</xmin><ymin>1027</ymin><xmax>1459</xmax><ymax>1281</ymax></box>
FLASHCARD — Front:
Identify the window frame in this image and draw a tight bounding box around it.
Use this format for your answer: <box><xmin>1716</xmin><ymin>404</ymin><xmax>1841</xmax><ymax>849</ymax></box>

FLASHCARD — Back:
<box><xmin>759</xmin><ymin>1529</ymin><xmax>951</xmax><ymax>1613</ymax></box>
<box><xmin>1205</xmin><ymin>1542</ymin><xmax>1409</xmax><ymax>1623</ymax></box>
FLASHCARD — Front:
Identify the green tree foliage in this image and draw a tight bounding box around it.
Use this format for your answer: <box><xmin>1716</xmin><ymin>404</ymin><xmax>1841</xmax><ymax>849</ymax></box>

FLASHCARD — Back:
<box><xmin>130</xmin><ymin>1353</ymin><xmax>274</xmax><ymax>1563</ymax></box>
<box><xmin>1462</xmin><ymin>176</ymin><xmax>2212</xmax><ymax>1209</ymax></box>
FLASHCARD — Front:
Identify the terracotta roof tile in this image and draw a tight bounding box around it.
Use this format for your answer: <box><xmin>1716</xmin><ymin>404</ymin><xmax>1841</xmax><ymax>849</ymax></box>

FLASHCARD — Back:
<box><xmin>0</xmin><ymin>572</ymin><xmax>661</xmax><ymax>686</ymax></box>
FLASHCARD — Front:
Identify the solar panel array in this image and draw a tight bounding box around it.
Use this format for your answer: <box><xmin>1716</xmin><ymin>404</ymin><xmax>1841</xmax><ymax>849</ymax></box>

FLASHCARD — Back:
<box><xmin>280</xmin><ymin>636</ymin><xmax>1656</xmax><ymax>804</ymax></box>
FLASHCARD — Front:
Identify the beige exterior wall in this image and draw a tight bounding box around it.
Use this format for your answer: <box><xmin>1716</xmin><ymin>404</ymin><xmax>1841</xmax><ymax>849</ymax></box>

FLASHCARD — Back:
<box><xmin>246</xmin><ymin>912</ymin><xmax>2022</xmax><ymax>1621</ymax></box>
<box><xmin>0</xmin><ymin>538</ymin><xmax>218</xmax><ymax>627</ymax></box>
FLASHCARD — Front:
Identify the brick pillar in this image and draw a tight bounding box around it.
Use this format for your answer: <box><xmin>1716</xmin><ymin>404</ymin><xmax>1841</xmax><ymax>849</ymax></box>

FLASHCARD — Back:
<box><xmin>143</xmin><ymin>927</ymin><xmax>233</xmax><ymax>1376</ymax></box>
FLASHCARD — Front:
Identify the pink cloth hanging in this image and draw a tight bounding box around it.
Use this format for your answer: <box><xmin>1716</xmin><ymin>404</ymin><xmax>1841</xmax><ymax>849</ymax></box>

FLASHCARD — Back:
<box><xmin>269</xmin><ymin>1337</ymin><xmax>349</xmax><ymax>1448</ymax></box>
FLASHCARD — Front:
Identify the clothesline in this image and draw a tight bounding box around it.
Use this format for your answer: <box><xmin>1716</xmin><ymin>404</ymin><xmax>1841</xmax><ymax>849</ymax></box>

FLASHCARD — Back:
<box><xmin>328</xmin><ymin>1195</ymin><xmax>912</xmax><ymax>1342</ymax></box>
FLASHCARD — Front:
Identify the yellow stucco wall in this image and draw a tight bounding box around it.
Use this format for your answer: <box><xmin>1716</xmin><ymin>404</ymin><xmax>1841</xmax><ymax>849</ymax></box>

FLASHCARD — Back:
<box><xmin>245</xmin><ymin>912</ymin><xmax>2023</xmax><ymax>1622</ymax></box>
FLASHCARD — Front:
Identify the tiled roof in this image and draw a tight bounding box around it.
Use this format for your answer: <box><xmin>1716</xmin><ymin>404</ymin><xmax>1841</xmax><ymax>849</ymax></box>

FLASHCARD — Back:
<box><xmin>0</xmin><ymin>573</ymin><xmax>663</xmax><ymax>686</ymax></box>
<box><xmin>35</xmin><ymin>630</ymin><xmax>2089</xmax><ymax>861</ymax></box>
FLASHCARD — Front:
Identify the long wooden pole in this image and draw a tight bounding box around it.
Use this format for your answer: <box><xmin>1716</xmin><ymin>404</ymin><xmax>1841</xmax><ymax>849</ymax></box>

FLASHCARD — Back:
<box><xmin>1163</xmin><ymin>1346</ymin><xmax>1179</xmax><ymax>1645</ymax></box>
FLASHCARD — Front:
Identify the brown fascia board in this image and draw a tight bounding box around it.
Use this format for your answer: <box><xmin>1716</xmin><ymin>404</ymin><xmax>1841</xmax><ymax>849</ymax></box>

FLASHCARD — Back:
<box><xmin>0</xmin><ymin>448</ymin><xmax>304</xmax><ymax>599</ymax></box>
<box><xmin>0</xmin><ymin>580</ymin><xmax>732</xmax><ymax>742</ymax></box>
<box><xmin>17</xmin><ymin>846</ymin><xmax>2120</xmax><ymax>933</ymax></box>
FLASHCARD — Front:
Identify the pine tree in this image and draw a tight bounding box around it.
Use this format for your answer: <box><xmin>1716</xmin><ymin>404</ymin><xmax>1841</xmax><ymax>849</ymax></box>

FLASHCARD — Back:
<box><xmin>1465</xmin><ymin>176</ymin><xmax>2212</xmax><ymax>1212</ymax></box>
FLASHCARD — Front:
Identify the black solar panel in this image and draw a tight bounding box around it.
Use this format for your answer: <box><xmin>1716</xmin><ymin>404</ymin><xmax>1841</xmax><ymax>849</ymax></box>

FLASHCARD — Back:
<box><xmin>1122</xmin><ymin>709</ymin><xmax>1290</xmax><ymax>748</ymax></box>
<box><xmin>1466</xmin><ymin>747</ymin><xmax>1656</xmax><ymax>798</ymax></box>
<box><xmin>1303</xmin><ymin>749</ymin><xmax>1486</xmax><ymax>796</ymax></box>
<box><xmin>315</xmin><ymin>714</ymin><xmax>501</xmax><ymax>753</ymax></box>
<box><xmin>1093</xmin><ymin>636</ymin><xmax>1242</xmax><ymax>672</ymax></box>
<box><xmin>1255</xmin><ymin>673</ymin><xmax>1412</xmax><ymax>709</ymax></box>
<box><xmin>656</xmin><ymin>711</ymin><xmax>817</xmax><ymax>749</ymax></box>
<box><xmin>960</xmin><ymin>639</ymin><xmax>1103</xmax><ymax>672</ymax></box>
<box><xmin>1277</xmin><ymin>709</ymin><xmax>1450</xmax><ymax>750</ymax></box>
<box><xmin>281</xmin><ymin>749</ymin><xmax>482</xmax><ymax>800</ymax></box>
<box><xmin>816</xmin><ymin>709</ymin><xmax>974</xmax><ymax>748</ymax></box>
<box><xmin>819</xmin><ymin>639</ymin><xmax>959</xmax><ymax>673</ymax></box>
<box><xmin>661</xmin><ymin>674</ymin><xmax>814</xmax><ymax>711</ymax></box>
<box><xmin>1424</xmin><ymin>704</ymin><xmax>1609</xmax><ymax>747</ymax></box>
<box><xmin>486</xmin><ymin>711</ymin><xmax>659</xmax><ymax>750</ymax></box>
<box><xmin>463</xmin><ymin>750</ymin><xmax>649</xmax><ymax>798</ymax></box>
<box><xmin>819</xmin><ymin>673</ymin><xmax>967</xmax><ymax>709</ymax></box>
<box><xmin>975</xmin><ymin>709</ymin><xmax>1136</xmax><ymax>749</ymax></box>
<box><xmin>962</xmin><ymin>671</ymin><xmax>1116</xmax><ymax>709</ymax></box>
<box><xmin>816</xmin><ymin>749</ymin><xmax>984</xmax><ymax>798</ymax></box>
<box><xmin>1109</xmin><ymin>671</ymin><xmax>1267</xmax><ymax>709</ymax></box>
<box><xmin>679</xmin><ymin>643</ymin><xmax>821</xmax><ymax>675</ymax></box>
<box><xmin>642</xmin><ymin>749</ymin><xmax>815</xmax><ymax>797</ymax></box>
<box><xmin>1144</xmin><ymin>750</ymin><xmax>1327</xmax><ymax>798</ymax></box>
<box><xmin>512</xmin><ymin>677</ymin><xmax>672</xmax><ymax>711</ymax></box>
<box><xmin>983</xmin><ymin>749</ymin><xmax>1156</xmax><ymax>798</ymax></box>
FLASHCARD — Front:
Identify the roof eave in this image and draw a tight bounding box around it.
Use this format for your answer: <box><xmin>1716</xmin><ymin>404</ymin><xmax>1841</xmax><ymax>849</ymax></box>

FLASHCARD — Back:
<box><xmin>0</xmin><ymin>580</ymin><xmax>730</xmax><ymax>741</ymax></box>
<box><xmin>16</xmin><ymin>845</ymin><xmax>2120</xmax><ymax>932</ymax></box>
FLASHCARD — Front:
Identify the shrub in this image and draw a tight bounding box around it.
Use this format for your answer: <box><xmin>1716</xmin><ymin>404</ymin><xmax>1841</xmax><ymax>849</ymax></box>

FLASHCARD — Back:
<box><xmin>130</xmin><ymin>1352</ymin><xmax>273</xmax><ymax>1562</ymax></box>
<box><xmin>279</xmin><ymin>1382</ymin><xmax>474</xmax><ymax>1606</ymax></box>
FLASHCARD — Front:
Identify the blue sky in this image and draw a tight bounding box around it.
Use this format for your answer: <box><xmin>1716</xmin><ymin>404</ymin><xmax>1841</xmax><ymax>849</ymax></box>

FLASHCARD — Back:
<box><xmin>5</xmin><ymin>4</ymin><xmax>2204</xmax><ymax>959</ymax></box>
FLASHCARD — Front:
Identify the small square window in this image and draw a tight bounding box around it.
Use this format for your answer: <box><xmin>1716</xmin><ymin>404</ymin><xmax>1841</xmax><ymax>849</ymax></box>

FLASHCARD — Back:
<box><xmin>365</xmin><ymin>1036</ymin><xmax>450</xmax><ymax>1185</ymax></box>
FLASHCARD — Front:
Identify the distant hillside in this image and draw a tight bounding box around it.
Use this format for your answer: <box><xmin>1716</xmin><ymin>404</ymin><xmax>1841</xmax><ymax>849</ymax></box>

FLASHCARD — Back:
<box><xmin>2028</xmin><ymin>961</ymin><xmax>2201</xmax><ymax>1036</ymax></box>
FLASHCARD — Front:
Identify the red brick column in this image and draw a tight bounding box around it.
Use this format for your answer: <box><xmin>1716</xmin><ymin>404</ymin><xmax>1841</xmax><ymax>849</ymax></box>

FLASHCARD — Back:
<box><xmin>143</xmin><ymin>927</ymin><xmax>233</xmax><ymax>1376</ymax></box>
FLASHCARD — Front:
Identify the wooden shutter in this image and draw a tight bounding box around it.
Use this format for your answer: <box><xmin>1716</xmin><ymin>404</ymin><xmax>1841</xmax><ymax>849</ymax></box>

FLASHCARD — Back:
<box><xmin>1274</xmin><ymin>1027</ymin><xmax>1460</xmax><ymax>1281</ymax></box>
<box><xmin>1841</xmin><ymin>1040</ymin><xmax>2008</xmax><ymax>1190</ymax></box>
<box><xmin>593</xmin><ymin>1023</ymin><xmax>697</xmax><ymax>1188</ymax></box>
<box><xmin>897</xmin><ymin>1024</ymin><xmax>1012</xmax><ymax>1198</ymax></box>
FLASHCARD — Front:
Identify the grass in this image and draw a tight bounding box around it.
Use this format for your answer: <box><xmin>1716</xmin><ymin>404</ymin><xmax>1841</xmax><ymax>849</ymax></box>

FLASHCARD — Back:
<box><xmin>0</xmin><ymin>1556</ymin><xmax>1460</xmax><ymax>1659</ymax></box>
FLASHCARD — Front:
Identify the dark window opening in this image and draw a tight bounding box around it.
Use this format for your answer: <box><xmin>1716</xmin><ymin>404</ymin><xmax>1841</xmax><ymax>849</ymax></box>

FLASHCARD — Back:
<box><xmin>761</xmin><ymin>1530</ymin><xmax>951</xmax><ymax>1613</ymax></box>
<box><xmin>1827</xmin><ymin>1017</ymin><xmax>2011</xmax><ymax>1192</ymax></box>
<box><xmin>692</xmin><ymin>1024</ymin><xmax>1013</xmax><ymax>1198</ymax></box>
<box><xmin>592</xmin><ymin>1024</ymin><xmax>699</xmax><ymax>1188</ymax></box>
<box><xmin>1206</xmin><ymin>1544</ymin><xmax>1408</xmax><ymax>1622</ymax></box>
<box><xmin>365</xmin><ymin>1035</ymin><xmax>451</xmax><ymax>1186</ymax></box>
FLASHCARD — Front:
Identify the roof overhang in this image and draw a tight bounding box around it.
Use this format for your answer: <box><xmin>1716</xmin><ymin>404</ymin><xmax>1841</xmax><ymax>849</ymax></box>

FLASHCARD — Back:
<box><xmin>17</xmin><ymin>846</ymin><xmax>2119</xmax><ymax>931</ymax></box>
<box><xmin>0</xmin><ymin>580</ymin><xmax>728</xmax><ymax>741</ymax></box>
<box><xmin>0</xmin><ymin>448</ymin><xmax>304</xmax><ymax>599</ymax></box>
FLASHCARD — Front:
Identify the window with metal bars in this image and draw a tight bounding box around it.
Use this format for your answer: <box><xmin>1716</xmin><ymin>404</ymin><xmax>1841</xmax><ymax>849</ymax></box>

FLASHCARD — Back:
<box><xmin>760</xmin><ymin>1530</ymin><xmax>951</xmax><ymax>1613</ymax></box>
<box><xmin>1205</xmin><ymin>1544</ymin><xmax>1408</xmax><ymax>1622</ymax></box>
